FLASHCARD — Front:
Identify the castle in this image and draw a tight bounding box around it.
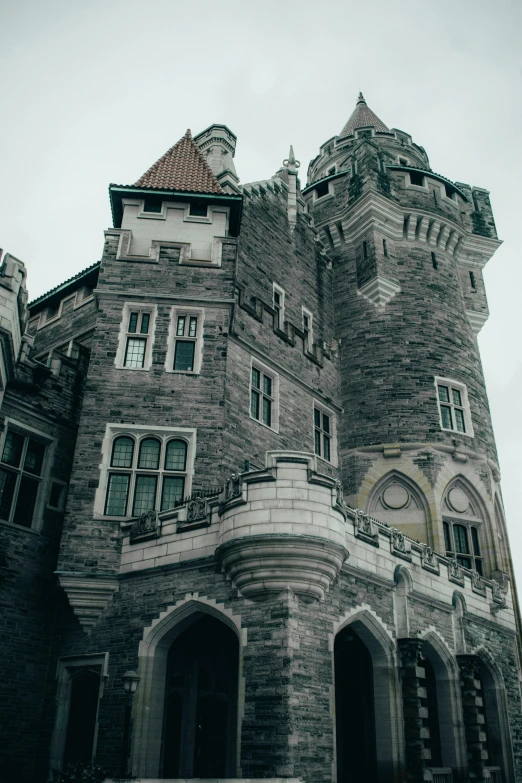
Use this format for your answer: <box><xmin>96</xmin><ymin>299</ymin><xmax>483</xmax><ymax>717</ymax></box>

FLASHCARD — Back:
<box><xmin>0</xmin><ymin>94</ymin><xmax>520</xmax><ymax>783</ymax></box>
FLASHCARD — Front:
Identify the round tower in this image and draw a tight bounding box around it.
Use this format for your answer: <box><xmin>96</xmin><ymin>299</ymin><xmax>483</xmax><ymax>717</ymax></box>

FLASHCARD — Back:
<box><xmin>303</xmin><ymin>94</ymin><xmax>509</xmax><ymax>582</ymax></box>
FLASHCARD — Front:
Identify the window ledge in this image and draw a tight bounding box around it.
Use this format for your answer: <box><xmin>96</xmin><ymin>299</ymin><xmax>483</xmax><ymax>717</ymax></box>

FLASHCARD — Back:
<box><xmin>0</xmin><ymin>518</ymin><xmax>40</xmax><ymax>535</ymax></box>
<box><xmin>249</xmin><ymin>414</ymin><xmax>279</xmax><ymax>434</ymax></box>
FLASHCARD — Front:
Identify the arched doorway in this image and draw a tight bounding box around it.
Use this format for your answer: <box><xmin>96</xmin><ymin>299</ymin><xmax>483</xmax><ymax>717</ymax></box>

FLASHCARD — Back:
<box><xmin>162</xmin><ymin>615</ymin><xmax>238</xmax><ymax>779</ymax></box>
<box><xmin>335</xmin><ymin>625</ymin><xmax>377</xmax><ymax>783</ymax></box>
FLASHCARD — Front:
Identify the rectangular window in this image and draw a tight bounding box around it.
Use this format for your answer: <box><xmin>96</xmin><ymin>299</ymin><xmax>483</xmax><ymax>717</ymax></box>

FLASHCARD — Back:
<box><xmin>250</xmin><ymin>362</ymin><xmax>278</xmax><ymax>430</ymax></box>
<box><xmin>0</xmin><ymin>430</ymin><xmax>47</xmax><ymax>528</ymax></box>
<box><xmin>170</xmin><ymin>310</ymin><xmax>202</xmax><ymax>373</ymax></box>
<box><xmin>315</xmin><ymin>181</ymin><xmax>329</xmax><ymax>199</ymax></box>
<box><xmin>382</xmin><ymin>239</ymin><xmax>388</xmax><ymax>257</ymax></box>
<box><xmin>409</xmin><ymin>171</ymin><xmax>424</xmax><ymax>186</ymax></box>
<box><xmin>302</xmin><ymin>307</ymin><xmax>313</xmax><ymax>352</ymax></box>
<box><xmin>189</xmin><ymin>202</ymin><xmax>208</xmax><ymax>217</ymax></box>
<box><xmin>436</xmin><ymin>379</ymin><xmax>472</xmax><ymax>436</ymax></box>
<box><xmin>469</xmin><ymin>270</ymin><xmax>476</xmax><ymax>290</ymax></box>
<box><xmin>120</xmin><ymin>307</ymin><xmax>154</xmax><ymax>370</ymax></box>
<box><xmin>432</xmin><ymin>252</ymin><xmax>438</xmax><ymax>270</ymax></box>
<box><xmin>273</xmin><ymin>284</ymin><xmax>285</xmax><ymax>331</ymax></box>
<box><xmin>143</xmin><ymin>199</ymin><xmax>162</xmax><ymax>213</ymax></box>
<box><xmin>314</xmin><ymin>407</ymin><xmax>332</xmax><ymax>462</ymax></box>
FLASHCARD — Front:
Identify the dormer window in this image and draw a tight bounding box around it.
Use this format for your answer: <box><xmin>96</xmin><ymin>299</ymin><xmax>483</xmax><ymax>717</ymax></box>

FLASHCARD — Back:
<box><xmin>444</xmin><ymin>184</ymin><xmax>457</xmax><ymax>202</ymax></box>
<box><xmin>327</xmin><ymin>166</ymin><xmax>336</xmax><ymax>176</ymax></box>
<box><xmin>189</xmin><ymin>203</ymin><xmax>208</xmax><ymax>218</ymax></box>
<box><xmin>143</xmin><ymin>199</ymin><xmax>162</xmax><ymax>213</ymax></box>
<box><xmin>399</xmin><ymin>157</ymin><xmax>409</xmax><ymax>166</ymax></box>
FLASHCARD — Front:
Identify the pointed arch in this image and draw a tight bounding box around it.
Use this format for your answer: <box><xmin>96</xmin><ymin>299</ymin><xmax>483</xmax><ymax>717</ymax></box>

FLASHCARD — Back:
<box><xmin>394</xmin><ymin>566</ymin><xmax>413</xmax><ymax>637</ymax></box>
<box><xmin>441</xmin><ymin>474</ymin><xmax>495</xmax><ymax>575</ymax></box>
<box><xmin>419</xmin><ymin>630</ymin><xmax>467</xmax><ymax>776</ymax></box>
<box><xmin>333</xmin><ymin>607</ymin><xmax>403</xmax><ymax>783</ymax></box>
<box><xmin>467</xmin><ymin>646</ymin><xmax>516</xmax><ymax>782</ymax></box>
<box><xmin>366</xmin><ymin>469</ymin><xmax>432</xmax><ymax>546</ymax></box>
<box><xmin>132</xmin><ymin>595</ymin><xmax>244</xmax><ymax>778</ymax></box>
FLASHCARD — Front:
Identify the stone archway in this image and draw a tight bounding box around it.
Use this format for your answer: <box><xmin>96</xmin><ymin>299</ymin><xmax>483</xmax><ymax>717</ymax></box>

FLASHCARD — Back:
<box><xmin>333</xmin><ymin>608</ymin><xmax>403</xmax><ymax>783</ymax></box>
<box><xmin>131</xmin><ymin>596</ymin><xmax>243</xmax><ymax>779</ymax></box>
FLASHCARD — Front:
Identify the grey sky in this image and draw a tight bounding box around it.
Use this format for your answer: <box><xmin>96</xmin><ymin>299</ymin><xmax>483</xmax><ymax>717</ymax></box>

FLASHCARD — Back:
<box><xmin>1</xmin><ymin>0</ymin><xmax>521</xmax><ymax>582</ymax></box>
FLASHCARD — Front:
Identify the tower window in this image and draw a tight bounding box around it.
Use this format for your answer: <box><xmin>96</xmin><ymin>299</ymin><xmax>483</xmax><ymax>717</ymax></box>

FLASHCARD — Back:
<box><xmin>444</xmin><ymin>184</ymin><xmax>456</xmax><ymax>201</ymax></box>
<box><xmin>116</xmin><ymin>304</ymin><xmax>157</xmax><ymax>371</ymax></box>
<box><xmin>383</xmin><ymin>239</ymin><xmax>388</xmax><ymax>257</ymax></box>
<box><xmin>189</xmin><ymin>202</ymin><xmax>208</xmax><ymax>217</ymax></box>
<box><xmin>302</xmin><ymin>307</ymin><xmax>313</xmax><ymax>352</ymax></box>
<box><xmin>469</xmin><ymin>271</ymin><xmax>476</xmax><ymax>290</ymax></box>
<box><xmin>435</xmin><ymin>378</ymin><xmax>473</xmax><ymax>436</ymax></box>
<box><xmin>409</xmin><ymin>171</ymin><xmax>424</xmax><ymax>187</ymax></box>
<box><xmin>399</xmin><ymin>157</ymin><xmax>408</xmax><ymax>166</ymax></box>
<box><xmin>314</xmin><ymin>407</ymin><xmax>331</xmax><ymax>462</ymax></box>
<box><xmin>327</xmin><ymin>166</ymin><xmax>336</xmax><ymax>176</ymax></box>
<box><xmin>143</xmin><ymin>199</ymin><xmax>162</xmax><ymax>213</ymax></box>
<box><xmin>124</xmin><ymin>310</ymin><xmax>151</xmax><ymax>369</ymax></box>
<box><xmin>432</xmin><ymin>252</ymin><xmax>438</xmax><ymax>270</ymax></box>
<box><xmin>443</xmin><ymin>520</ymin><xmax>483</xmax><ymax>574</ymax></box>
<box><xmin>315</xmin><ymin>181</ymin><xmax>329</xmax><ymax>199</ymax></box>
<box><xmin>250</xmin><ymin>362</ymin><xmax>278</xmax><ymax>430</ymax></box>
<box><xmin>363</xmin><ymin>241</ymin><xmax>368</xmax><ymax>259</ymax></box>
<box><xmin>273</xmin><ymin>284</ymin><xmax>285</xmax><ymax>330</ymax></box>
<box><xmin>166</xmin><ymin>307</ymin><xmax>204</xmax><ymax>374</ymax></box>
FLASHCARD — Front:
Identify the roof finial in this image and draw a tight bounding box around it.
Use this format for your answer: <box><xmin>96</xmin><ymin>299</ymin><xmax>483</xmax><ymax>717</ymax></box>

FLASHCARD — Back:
<box><xmin>185</xmin><ymin>128</ymin><xmax>192</xmax><ymax>138</ymax></box>
<box><xmin>357</xmin><ymin>92</ymin><xmax>366</xmax><ymax>104</ymax></box>
<box><xmin>283</xmin><ymin>145</ymin><xmax>300</xmax><ymax>171</ymax></box>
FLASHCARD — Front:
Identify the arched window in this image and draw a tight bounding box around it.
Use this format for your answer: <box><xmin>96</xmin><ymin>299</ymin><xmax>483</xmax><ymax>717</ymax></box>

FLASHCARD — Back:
<box><xmin>104</xmin><ymin>434</ymin><xmax>189</xmax><ymax>517</ymax></box>
<box><xmin>443</xmin><ymin>481</ymin><xmax>486</xmax><ymax>574</ymax></box>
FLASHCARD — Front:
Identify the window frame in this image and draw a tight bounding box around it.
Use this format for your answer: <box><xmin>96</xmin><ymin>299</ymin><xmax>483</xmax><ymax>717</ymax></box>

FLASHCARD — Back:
<box><xmin>95</xmin><ymin>424</ymin><xmax>196</xmax><ymax>520</ymax></box>
<box><xmin>249</xmin><ymin>358</ymin><xmax>279</xmax><ymax>432</ymax></box>
<box><xmin>165</xmin><ymin>306</ymin><xmax>204</xmax><ymax>375</ymax></box>
<box><xmin>272</xmin><ymin>283</ymin><xmax>286</xmax><ymax>331</ymax></box>
<box><xmin>0</xmin><ymin>419</ymin><xmax>55</xmax><ymax>532</ymax></box>
<box><xmin>435</xmin><ymin>377</ymin><xmax>474</xmax><ymax>437</ymax></box>
<box><xmin>443</xmin><ymin>519</ymin><xmax>484</xmax><ymax>574</ymax></box>
<box><xmin>313</xmin><ymin>400</ymin><xmax>337</xmax><ymax>466</ymax></box>
<box><xmin>302</xmin><ymin>306</ymin><xmax>314</xmax><ymax>353</ymax></box>
<box><xmin>115</xmin><ymin>303</ymin><xmax>157</xmax><ymax>371</ymax></box>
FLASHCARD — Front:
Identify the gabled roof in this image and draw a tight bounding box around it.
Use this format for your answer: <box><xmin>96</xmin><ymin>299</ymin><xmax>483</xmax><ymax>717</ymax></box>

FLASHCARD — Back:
<box><xmin>28</xmin><ymin>262</ymin><xmax>100</xmax><ymax>313</ymax></box>
<box><xmin>339</xmin><ymin>93</ymin><xmax>389</xmax><ymax>139</ymax></box>
<box><xmin>133</xmin><ymin>129</ymin><xmax>224</xmax><ymax>194</ymax></box>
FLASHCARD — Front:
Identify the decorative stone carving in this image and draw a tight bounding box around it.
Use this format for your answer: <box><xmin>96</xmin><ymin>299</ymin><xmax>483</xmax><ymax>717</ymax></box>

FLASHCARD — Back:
<box><xmin>448</xmin><ymin>557</ymin><xmax>464</xmax><ymax>585</ymax></box>
<box><xmin>420</xmin><ymin>544</ymin><xmax>439</xmax><ymax>574</ymax></box>
<box><xmin>129</xmin><ymin>510</ymin><xmax>160</xmax><ymax>544</ymax></box>
<box><xmin>186</xmin><ymin>496</ymin><xmax>206</xmax><ymax>523</ymax></box>
<box><xmin>354</xmin><ymin>510</ymin><xmax>379</xmax><ymax>545</ymax></box>
<box><xmin>471</xmin><ymin>569</ymin><xmax>486</xmax><ymax>595</ymax></box>
<box><xmin>224</xmin><ymin>472</ymin><xmax>242</xmax><ymax>502</ymax></box>
<box><xmin>390</xmin><ymin>528</ymin><xmax>412</xmax><ymax>560</ymax></box>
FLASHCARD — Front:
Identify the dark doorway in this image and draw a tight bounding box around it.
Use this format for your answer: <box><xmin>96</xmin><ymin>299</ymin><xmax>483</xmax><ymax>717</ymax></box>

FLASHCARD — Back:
<box><xmin>63</xmin><ymin>669</ymin><xmax>101</xmax><ymax>765</ymax></box>
<box><xmin>162</xmin><ymin>615</ymin><xmax>238</xmax><ymax>779</ymax></box>
<box><xmin>335</xmin><ymin>626</ymin><xmax>377</xmax><ymax>783</ymax></box>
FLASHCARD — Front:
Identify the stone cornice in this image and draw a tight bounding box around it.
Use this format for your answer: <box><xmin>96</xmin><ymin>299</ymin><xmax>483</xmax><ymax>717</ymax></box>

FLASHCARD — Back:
<box><xmin>56</xmin><ymin>572</ymin><xmax>119</xmax><ymax>633</ymax></box>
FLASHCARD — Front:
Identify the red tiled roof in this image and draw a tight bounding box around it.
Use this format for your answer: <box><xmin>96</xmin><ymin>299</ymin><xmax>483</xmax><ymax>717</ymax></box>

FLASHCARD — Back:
<box><xmin>339</xmin><ymin>93</ymin><xmax>389</xmax><ymax>138</ymax></box>
<box><xmin>133</xmin><ymin>129</ymin><xmax>224</xmax><ymax>194</ymax></box>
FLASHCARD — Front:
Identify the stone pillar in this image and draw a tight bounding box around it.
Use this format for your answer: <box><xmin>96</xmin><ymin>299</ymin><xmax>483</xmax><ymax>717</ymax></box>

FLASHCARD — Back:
<box><xmin>398</xmin><ymin>638</ymin><xmax>431</xmax><ymax>782</ymax></box>
<box><xmin>457</xmin><ymin>655</ymin><xmax>489</xmax><ymax>782</ymax></box>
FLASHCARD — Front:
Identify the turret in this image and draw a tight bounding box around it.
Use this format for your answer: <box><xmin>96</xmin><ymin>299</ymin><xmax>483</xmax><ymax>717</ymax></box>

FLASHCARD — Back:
<box><xmin>304</xmin><ymin>94</ymin><xmax>509</xmax><ymax>586</ymax></box>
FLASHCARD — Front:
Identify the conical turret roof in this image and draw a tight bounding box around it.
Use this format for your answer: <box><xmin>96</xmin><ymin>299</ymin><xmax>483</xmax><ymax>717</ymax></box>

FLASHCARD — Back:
<box><xmin>134</xmin><ymin>129</ymin><xmax>224</xmax><ymax>194</ymax></box>
<box><xmin>339</xmin><ymin>93</ymin><xmax>389</xmax><ymax>139</ymax></box>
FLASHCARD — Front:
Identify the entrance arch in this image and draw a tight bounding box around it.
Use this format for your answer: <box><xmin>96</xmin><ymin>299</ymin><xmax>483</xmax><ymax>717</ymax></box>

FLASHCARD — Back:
<box><xmin>132</xmin><ymin>597</ymin><xmax>243</xmax><ymax>779</ymax></box>
<box><xmin>334</xmin><ymin>608</ymin><xmax>403</xmax><ymax>783</ymax></box>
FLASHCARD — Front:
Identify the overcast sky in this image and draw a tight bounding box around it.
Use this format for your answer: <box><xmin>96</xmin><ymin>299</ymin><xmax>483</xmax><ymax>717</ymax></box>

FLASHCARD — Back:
<box><xmin>1</xmin><ymin>0</ymin><xmax>521</xmax><ymax>585</ymax></box>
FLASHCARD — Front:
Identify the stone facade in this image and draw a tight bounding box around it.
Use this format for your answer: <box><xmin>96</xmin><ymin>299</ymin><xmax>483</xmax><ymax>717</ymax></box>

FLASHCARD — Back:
<box><xmin>0</xmin><ymin>101</ymin><xmax>520</xmax><ymax>783</ymax></box>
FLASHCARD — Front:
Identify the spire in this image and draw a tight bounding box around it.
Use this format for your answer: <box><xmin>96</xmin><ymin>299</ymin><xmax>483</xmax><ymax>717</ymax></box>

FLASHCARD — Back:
<box><xmin>282</xmin><ymin>145</ymin><xmax>301</xmax><ymax>231</ymax></box>
<box><xmin>339</xmin><ymin>93</ymin><xmax>389</xmax><ymax>139</ymax></box>
<box><xmin>133</xmin><ymin>128</ymin><xmax>224</xmax><ymax>194</ymax></box>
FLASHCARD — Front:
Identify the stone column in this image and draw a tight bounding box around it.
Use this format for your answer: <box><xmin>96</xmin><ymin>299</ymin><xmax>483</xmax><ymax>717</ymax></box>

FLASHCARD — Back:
<box><xmin>457</xmin><ymin>655</ymin><xmax>489</xmax><ymax>782</ymax></box>
<box><xmin>398</xmin><ymin>638</ymin><xmax>431</xmax><ymax>782</ymax></box>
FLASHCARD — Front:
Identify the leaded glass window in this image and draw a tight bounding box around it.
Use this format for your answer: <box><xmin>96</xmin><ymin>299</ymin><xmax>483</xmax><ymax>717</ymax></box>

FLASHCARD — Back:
<box><xmin>0</xmin><ymin>430</ymin><xmax>47</xmax><ymax>528</ymax></box>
